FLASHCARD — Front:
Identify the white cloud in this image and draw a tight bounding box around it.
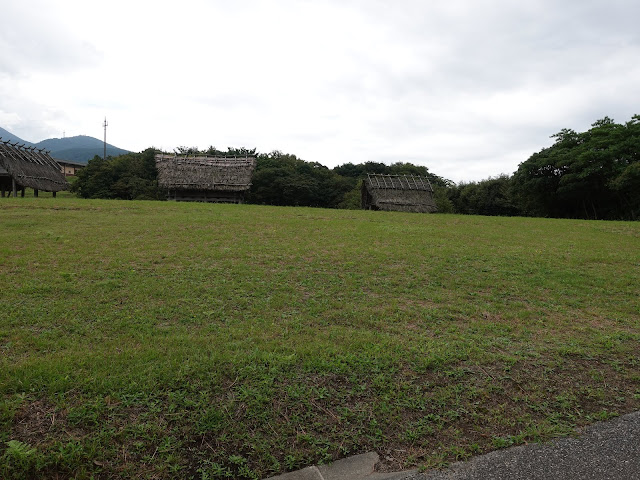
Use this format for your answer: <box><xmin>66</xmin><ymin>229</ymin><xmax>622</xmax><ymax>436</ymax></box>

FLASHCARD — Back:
<box><xmin>0</xmin><ymin>1</ymin><xmax>102</xmax><ymax>76</ymax></box>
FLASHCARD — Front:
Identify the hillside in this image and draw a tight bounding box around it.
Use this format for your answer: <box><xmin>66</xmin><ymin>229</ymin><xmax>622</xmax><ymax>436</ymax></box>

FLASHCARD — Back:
<box><xmin>0</xmin><ymin>127</ymin><xmax>130</xmax><ymax>163</ymax></box>
<box><xmin>0</xmin><ymin>127</ymin><xmax>33</xmax><ymax>146</ymax></box>
<box><xmin>36</xmin><ymin>135</ymin><xmax>130</xmax><ymax>163</ymax></box>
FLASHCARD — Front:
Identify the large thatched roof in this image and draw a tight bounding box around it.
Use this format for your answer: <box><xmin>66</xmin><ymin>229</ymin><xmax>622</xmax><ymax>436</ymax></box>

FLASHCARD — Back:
<box><xmin>155</xmin><ymin>154</ymin><xmax>256</xmax><ymax>192</ymax></box>
<box><xmin>362</xmin><ymin>173</ymin><xmax>437</xmax><ymax>213</ymax></box>
<box><xmin>0</xmin><ymin>140</ymin><xmax>69</xmax><ymax>192</ymax></box>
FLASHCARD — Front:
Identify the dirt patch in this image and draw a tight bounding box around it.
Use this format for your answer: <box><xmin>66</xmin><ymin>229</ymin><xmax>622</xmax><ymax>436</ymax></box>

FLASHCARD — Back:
<box><xmin>11</xmin><ymin>399</ymin><xmax>60</xmax><ymax>445</ymax></box>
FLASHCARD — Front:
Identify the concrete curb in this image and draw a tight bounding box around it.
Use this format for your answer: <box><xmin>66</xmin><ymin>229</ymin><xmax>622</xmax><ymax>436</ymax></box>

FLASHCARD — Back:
<box><xmin>264</xmin><ymin>452</ymin><xmax>418</xmax><ymax>480</ymax></box>
<box><xmin>264</xmin><ymin>411</ymin><xmax>640</xmax><ymax>480</ymax></box>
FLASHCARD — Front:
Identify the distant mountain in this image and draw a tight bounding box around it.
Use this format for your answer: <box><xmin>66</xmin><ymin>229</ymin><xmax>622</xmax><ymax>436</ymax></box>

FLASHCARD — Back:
<box><xmin>0</xmin><ymin>127</ymin><xmax>130</xmax><ymax>164</ymax></box>
<box><xmin>0</xmin><ymin>127</ymin><xmax>33</xmax><ymax>146</ymax></box>
<box><xmin>36</xmin><ymin>135</ymin><xmax>130</xmax><ymax>164</ymax></box>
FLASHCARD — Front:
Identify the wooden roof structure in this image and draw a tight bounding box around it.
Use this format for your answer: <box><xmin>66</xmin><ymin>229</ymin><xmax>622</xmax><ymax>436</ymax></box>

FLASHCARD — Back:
<box><xmin>0</xmin><ymin>139</ymin><xmax>69</xmax><ymax>194</ymax></box>
<box><xmin>155</xmin><ymin>153</ymin><xmax>256</xmax><ymax>203</ymax></box>
<box><xmin>362</xmin><ymin>173</ymin><xmax>437</xmax><ymax>213</ymax></box>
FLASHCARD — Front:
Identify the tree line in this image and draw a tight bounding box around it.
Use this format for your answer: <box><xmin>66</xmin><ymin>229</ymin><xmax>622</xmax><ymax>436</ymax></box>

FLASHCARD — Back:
<box><xmin>449</xmin><ymin>115</ymin><xmax>640</xmax><ymax>220</ymax></box>
<box><xmin>72</xmin><ymin>114</ymin><xmax>639</xmax><ymax>220</ymax></box>
<box><xmin>72</xmin><ymin>146</ymin><xmax>451</xmax><ymax>210</ymax></box>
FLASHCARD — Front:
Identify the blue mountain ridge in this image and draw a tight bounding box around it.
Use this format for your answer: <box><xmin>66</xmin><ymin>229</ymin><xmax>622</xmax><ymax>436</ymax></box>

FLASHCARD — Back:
<box><xmin>0</xmin><ymin>127</ymin><xmax>33</xmax><ymax>146</ymax></box>
<box><xmin>0</xmin><ymin>127</ymin><xmax>130</xmax><ymax>164</ymax></box>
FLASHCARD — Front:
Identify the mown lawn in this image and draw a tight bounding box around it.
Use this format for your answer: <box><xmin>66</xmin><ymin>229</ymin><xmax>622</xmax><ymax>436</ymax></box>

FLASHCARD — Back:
<box><xmin>1</xmin><ymin>198</ymin><xmax>638</xmax><ymax>479</ymax></box>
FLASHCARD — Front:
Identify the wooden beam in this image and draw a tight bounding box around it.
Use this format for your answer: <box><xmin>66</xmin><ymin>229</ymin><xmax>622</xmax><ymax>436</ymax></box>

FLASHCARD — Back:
<box><xmin>12</xmin><ymin>177</ymin><xmax>17</xmax><ymax>197</ymax></box>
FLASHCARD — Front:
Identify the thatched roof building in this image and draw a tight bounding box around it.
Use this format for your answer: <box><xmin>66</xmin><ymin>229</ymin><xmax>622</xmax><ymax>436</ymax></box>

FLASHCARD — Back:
<box><xmin>362</xmin><ymin>173</ymin><xmax>437</xmax><ymax>213</ymax></box>
<box><xmin>155</xmin><ymin>154</ymin><xmax>256</xmax><ymax>203</ymax></box>
<box><xmin>0</xmin><ymin>140</ymin><xmax>69</xmax><ymax>197</ymax></box>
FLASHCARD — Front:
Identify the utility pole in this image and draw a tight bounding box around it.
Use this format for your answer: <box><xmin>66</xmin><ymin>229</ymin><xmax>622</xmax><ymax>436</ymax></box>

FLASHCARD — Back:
<box><xmin>103</xmin><ymin>117</ymin><xmax>108</xmax><ymax>161</ymax></box>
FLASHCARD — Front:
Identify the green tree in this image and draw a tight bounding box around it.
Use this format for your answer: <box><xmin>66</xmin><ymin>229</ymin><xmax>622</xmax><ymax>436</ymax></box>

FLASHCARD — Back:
<box><xmin>448</xmin><ymin>175</ymin><xmax>519</xmax><ymax>216</ymax></box>
<box><xmin>72</xmin><ymin>148</ymin><xmax>161</xmax><ymax>200</ymax></box>
<box><xmin>247</xmin><ymin>151</ymin><xmax>354</xmax><ymax>208</ymax></box>
<box><xmin>513</xmin><ymin>114</ymin><xmax>640</xmax><ymax>219</ymax></box>
<box><xmin>432</xmin><ymin>185</ymin><xmax>455</xmax><ymax>213</ymax></box>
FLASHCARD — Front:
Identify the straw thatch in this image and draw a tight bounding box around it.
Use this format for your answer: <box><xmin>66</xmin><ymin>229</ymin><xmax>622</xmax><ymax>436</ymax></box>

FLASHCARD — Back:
<box><xmin>362</xmin><ymin>173</ymin><xmax>437</xmax><ymax>213</ymax></box>
<box><xmin>0</xmin><ymin>140</ymin><xmax>69</xmax><ymax>193</ymax></box>
<box><xmin>155</xmin><ymin>154</ymin><xmax>256</xmax><ymax>203</ymax></box>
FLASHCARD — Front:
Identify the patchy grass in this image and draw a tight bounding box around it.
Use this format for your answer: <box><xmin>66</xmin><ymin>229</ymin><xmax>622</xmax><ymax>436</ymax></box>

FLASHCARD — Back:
<box><xmin>0</xmin><ymin>198</ymin><xmax>638</xmax><ymax>479</ymax></box>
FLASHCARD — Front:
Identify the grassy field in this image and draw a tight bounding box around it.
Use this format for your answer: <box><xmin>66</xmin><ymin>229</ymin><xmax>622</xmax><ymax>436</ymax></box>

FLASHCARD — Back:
<box><xmin>1</xmin><ymin>197</ymin><xmax>638</xmax><ymax>479</ymax></box>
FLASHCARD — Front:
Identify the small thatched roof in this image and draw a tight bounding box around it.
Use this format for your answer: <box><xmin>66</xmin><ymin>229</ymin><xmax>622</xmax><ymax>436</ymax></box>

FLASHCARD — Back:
<box><xmin>155</xmin><ymin>154</ymin><xmax>256</xmax><ymax>192</ymax></box>
<box><xmin>362</xmin><ymin>173</ymin><xmax>437</xmax><ymax>213</ymax></box>
<box><xmin>56</xmin><ymin>159</ymin><xmax>87</xmax><ymax>168</ymax></box>
<box><xmin>0</xmin><ymin>140</ymin><xmax>69</xmax><ymax>192</ymax></box>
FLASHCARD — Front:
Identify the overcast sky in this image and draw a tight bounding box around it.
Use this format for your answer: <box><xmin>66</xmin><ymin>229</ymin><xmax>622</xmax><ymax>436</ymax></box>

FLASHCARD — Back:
<box><xmin>1</xmin><ymin>0</ymin><xmax>638</xmax><ymax>182</ymax></box>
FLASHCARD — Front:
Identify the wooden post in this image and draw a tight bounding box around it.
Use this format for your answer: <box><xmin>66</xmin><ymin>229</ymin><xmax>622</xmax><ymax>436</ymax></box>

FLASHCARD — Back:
<box><xmin>34</xmin><ymin>189</ymin><xmax>39</xmax><ymax>198</ymax></box>
<box><xmin>52</xmin><ymin>191</ymin><xmax>56</xmax><ymax>198</ymax></box>
<box><xmin>1</xmin><ymin>185</ymin><xmax>4</xmax><ymax>197</ymax></box>
<box><xmin>12</xmin><ymin>178</ymin><xmax>17</xmax><ymax>197</ymax></box>
<box><xmin>21</xmin><ymin>187</ymin><xmax>25</xmax><ymax>197</ymax></box>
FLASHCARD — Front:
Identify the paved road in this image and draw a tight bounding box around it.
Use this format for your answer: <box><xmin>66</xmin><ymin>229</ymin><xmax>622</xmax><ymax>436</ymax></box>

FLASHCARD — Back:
<box><xmin>406</xmin><ymin>411</ymin><xmax>640</xmax><ymax>480</ymax></box>
<box><xmin>266</xmin><ymin>411</ymin><xmax>640</xmax><ymax>480</ymax></box>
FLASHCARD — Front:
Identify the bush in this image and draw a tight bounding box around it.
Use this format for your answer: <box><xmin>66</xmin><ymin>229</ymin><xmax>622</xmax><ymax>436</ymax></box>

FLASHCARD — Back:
<box><xmin>72</xmin><ymin>148</ymin><xmax>162</xmax><ymax>200</ymax></box>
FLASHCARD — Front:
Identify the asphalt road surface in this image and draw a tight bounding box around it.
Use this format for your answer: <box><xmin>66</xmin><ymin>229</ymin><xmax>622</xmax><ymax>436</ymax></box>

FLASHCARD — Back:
<box><xmin>406</xmin><ymin>411</ymin><xmax>640</xmax><ymax>480</ymax></box>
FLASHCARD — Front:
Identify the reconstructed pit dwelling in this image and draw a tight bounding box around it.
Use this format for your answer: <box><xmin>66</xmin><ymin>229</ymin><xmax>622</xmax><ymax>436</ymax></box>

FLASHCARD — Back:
<box><xmin>155</xmin><ymin>153</ymin><xmax>257</xmax><ymax>203</ymax></box>
<box><xmin>361</xmin><ymin>173</ymin><xmax>437</xmax><ymax>213</ymax></box>
<box><xmin>0</xmin><ymin>140</ymin><xmax>69</xmax><ymax>197</ymax></box>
